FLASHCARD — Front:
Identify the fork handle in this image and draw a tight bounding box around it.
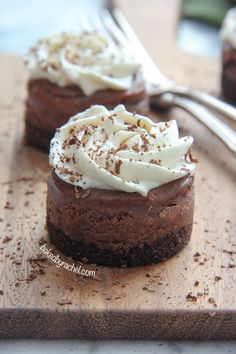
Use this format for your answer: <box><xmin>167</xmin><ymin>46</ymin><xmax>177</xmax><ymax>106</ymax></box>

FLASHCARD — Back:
<box><xmin>155</xmin><ymin>85</ymin><xmax>236</xmax><ymax>122</ymax></box>
<box><xmin>156</xmin><ymin>93</ymin><xmax>236</xmax><ymax>156</ymax></box>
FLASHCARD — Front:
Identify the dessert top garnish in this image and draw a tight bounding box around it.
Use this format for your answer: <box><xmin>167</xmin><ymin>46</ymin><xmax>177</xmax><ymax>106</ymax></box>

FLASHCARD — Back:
<box><xmin>220</xmin><ymin>7</ymin><xmax>236</xmax><ymax>48</ymax></box>
<box><xmin>50</xmin><ymin>105</ymin><xmax>196</xmax><ymax>196</ymax></box>
<box><xmin>25</xmin><ymin>32</ymin><xmax>141</xmax><ymax>95</ymax></box>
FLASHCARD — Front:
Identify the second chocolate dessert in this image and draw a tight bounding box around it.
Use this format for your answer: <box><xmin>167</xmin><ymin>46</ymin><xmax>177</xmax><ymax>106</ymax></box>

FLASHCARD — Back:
<box><xmin>220</xmin><ymin>7</ymin><xmax>236</xmax><ymax>105</ymax></box>
<box><xmin>25</xmin><ymin>32</ymin><xmax>149</xmax><ymax>151</ymax></box>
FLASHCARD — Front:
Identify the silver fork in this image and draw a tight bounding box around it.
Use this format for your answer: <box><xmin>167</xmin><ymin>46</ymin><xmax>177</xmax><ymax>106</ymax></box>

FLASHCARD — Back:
<box><xmin>78</xmin><ymin>7</ymin><xmax>236</xmax><ymax>156</ymax></box>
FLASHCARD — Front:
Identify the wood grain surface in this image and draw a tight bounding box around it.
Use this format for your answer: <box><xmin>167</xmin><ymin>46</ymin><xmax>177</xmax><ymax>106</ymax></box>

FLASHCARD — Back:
<box><xmin>0</xmin><ymin>0</ymin><xmax>236</xmax><ymax>339</ymax></box>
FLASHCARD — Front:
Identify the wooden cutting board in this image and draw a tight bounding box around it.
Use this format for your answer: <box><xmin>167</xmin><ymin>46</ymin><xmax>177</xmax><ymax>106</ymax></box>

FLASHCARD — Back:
<box><xmin>0</xmin><ymin>0</ymin><xmax>236</xmax><ymax>339</ymax></box>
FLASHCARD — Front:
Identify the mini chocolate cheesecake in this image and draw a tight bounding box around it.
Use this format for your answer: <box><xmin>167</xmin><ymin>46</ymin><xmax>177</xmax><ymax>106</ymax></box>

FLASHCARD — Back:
<box><xmin>25</xmin><ymin>32</ymin><xmax>149</xmax><ymax>152</ymax></box>
<box><xmin>220</xmin><ymin>8</ymin><xmax>236</xmax><ymax>105</ymax></box>
<box><xmin>221</xmin><ymin>45</ymin><xmax>236</xmax><ymax>105</ymax></box>
<box><xmin>25</xmin><ymin>74</ymin><xmax>148</xmax><ymax>152</ymax></box>
<box><xmin>47</xmin><ymin>105</ymin><xmax>196</xmax><ymax>267</ymax></box>
<box><xmin>47</xmin><ymin>171</ymin><xmax>194</xmax><ymax>267</ymax></box>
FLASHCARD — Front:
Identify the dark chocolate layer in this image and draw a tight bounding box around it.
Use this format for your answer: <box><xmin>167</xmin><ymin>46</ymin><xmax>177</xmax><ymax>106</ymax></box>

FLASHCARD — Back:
<box><xmin>25</xmin><ymin>73</ymin><xmax>149</xmax><ymax>152</ymax></box>
<box><xmin>221</xmin><ymin>46</ymin><xmax>236</xmax><ymax>105</ymax></box>
<box><xmin>46</xmin><ymin>170</ymin><xmax>194</xmax><ymax>267</ymax></box>
<box><xmin>47</xmin><ymin>219</ymin><xmax>192</xmax><ymax>267</ymax></box>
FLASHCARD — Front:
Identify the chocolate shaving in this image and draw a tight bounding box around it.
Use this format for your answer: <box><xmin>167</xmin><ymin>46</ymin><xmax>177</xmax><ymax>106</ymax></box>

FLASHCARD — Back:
<box><xmin>149</xmin><ymin>159</ymin><xmax>161</xmax><ymax>165</ymax></box>
<box><xmin>117</xmin><ymin>143</ymin><xmax>128</xmax><ymax>152</ymax></box>
<box><xmin>4</xmin><ymin>202</ymin><xmax>14</xmax><ymax>210</ymax></box>
<box><xmin>140</xmin><ymin>134</ymin><xmax>149</xmax><ymax>152</ymax></box>
<box><xmin>132</xmin><ymin>143</ymin><xmax>139</xmax><ymax>152</ymax></box>
<box><xmin>223</xmin><ymin>249</ymin><xmax>236</xmax><ymax>255</ymax></box>
<box><xmin>185</xmin><ymin>148</ymin><xmax>198</xmax><ymax>163</ymax></box>
<box><xmin>186</xmin><ymin>292</ymin><xmax>197</xmax><ymax>302</ymax></box>
<box><xmin>128</xmin><ymin>124</ymin><xmax>137</xmax><ymax>131</ymax></box>
<box><xmin>57</xmin><ymin>301</ymin><xmax>72</xmax><ymax>306</ymax></box>
<box><xmin>3</xmin><ymin>236</ymin><xmax>12</xmax><ymax>243</ymax></box>
<box><xmin>208</xmin><ymin>297</ymin><xmax>216</xmax><ymax>304</ymax></box>
<box><xmin>115</xmin><ymin>160</ymin><xmax>123</xmax><ymax>175</ymax></box>
<box><xmin>68</xmin><ymin>135</ymin><xmax>79</xmax><ymax>145</ymax></box>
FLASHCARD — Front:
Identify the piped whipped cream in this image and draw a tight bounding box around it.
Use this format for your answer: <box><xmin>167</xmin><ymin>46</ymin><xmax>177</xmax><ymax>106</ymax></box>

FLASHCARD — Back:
<box><xmin>220</xmin><ymin>7</ymin><xmax>236</xmax><ymax>48</ymax></box>
<box><xmin>25</xmin><ymin>32</ymin><xmax>141</xmax><ymax>95</ymax></box>
<box><xmin>50</xmin><ymin>105</ymin><xmax>196</xmax><ymax>196</ymax></box>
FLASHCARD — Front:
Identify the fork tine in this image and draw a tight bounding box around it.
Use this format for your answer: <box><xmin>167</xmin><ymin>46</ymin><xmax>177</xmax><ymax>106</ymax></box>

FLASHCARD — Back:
<box><xmin>77</xmin><ymin>9</ymin><xmax>118</xmax><ymax>45</ymax></box>
<box><xmin>111</xmin><ymin>7</ymin><xmax>170</xmax><ymax>86</ymax></box>
<box><xmin>91</xmin><ymin>11</ymin><xmax>115</xmax><ymax>43</ymax></box>
<box><xmin>76</xmin><ymin>12</ymin><xmax>94</xmax><ymax>32</ymax></box>
<box><xmin>100</xmin><ymin>8</ymin><xmax>130</xmax><ymax>48</ymax></box>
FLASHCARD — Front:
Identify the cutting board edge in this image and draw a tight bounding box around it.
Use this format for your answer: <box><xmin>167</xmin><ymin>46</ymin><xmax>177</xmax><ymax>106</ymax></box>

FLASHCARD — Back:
<box><xmin>0</xmin><ymin>307</ymin><xmax>235</xmax><ymax>339</ymax></box>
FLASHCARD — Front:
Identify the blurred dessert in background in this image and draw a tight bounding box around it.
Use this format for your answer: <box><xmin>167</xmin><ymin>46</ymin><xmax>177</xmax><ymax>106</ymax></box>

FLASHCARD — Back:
<box><xmin>220</xmin><ymin>7</ymin><xmax>236</xmax><ymax>105</ymax></box>
<box><xmin>24</xmin><ymin>32</ymin><xmax>149</xmax><ymax>151</ymax></box>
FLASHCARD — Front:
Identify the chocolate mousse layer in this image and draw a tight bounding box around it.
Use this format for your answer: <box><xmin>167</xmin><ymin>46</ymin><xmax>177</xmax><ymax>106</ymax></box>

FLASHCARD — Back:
<box><xmin>221</xmin><ymin>45</ymin><xmax>236</xmax><ymax>105</ymax></box>
<box><xmin>25</xmin><ymin>73</ymin><xmax>149</xmax><ymax>152</ymax></box>
<box><xmin>47</xmin><ymin>170</ymin><xmax>194</xmax><ymax>267</ymax></box>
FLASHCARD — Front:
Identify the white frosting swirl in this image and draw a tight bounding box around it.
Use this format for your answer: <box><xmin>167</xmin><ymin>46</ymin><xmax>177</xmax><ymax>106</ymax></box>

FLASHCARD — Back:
<box><xmin>26</xmin><ymin>32</ymin><xmax>141</xmax><ymax>95</ymax></box>
<box><xmin>50</xmin><ymin>105</ymin><xmax>195</xmax><ymax>196</ymax></box>
<box><xmin>220</xmin><ymin>7</ymin><xmax>236</xmax><ymax>48</ymax></box>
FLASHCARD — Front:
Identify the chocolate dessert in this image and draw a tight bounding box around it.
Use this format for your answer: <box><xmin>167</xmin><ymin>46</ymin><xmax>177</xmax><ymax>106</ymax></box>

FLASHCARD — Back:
<box><xmin>220</xmin><ymin>8</ymin><xmax>236</xmax><ymax>105</ymax></box>
<box><xmin>47</xmin><ymin>171</ymin><xmax>194</xmax><ymax>267</ymax></box>
<box><xmin>47</xmin><ymin>105</ymin><xmax>196</xmax><ymax>267</ymax></box>
<box><xmin>221</xmin><ymin>45</ymin><xmax>236</xmax><ymax>105</ymax></box>
<box><xmin>25</xmin><ymin>74</ymin><xmax>148</xmax><ymax>152</ymax></box>
<box><xmin>25</xmin><ymin>32</ymin><xmax>149</xmax><ymax>151</ymax></box>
